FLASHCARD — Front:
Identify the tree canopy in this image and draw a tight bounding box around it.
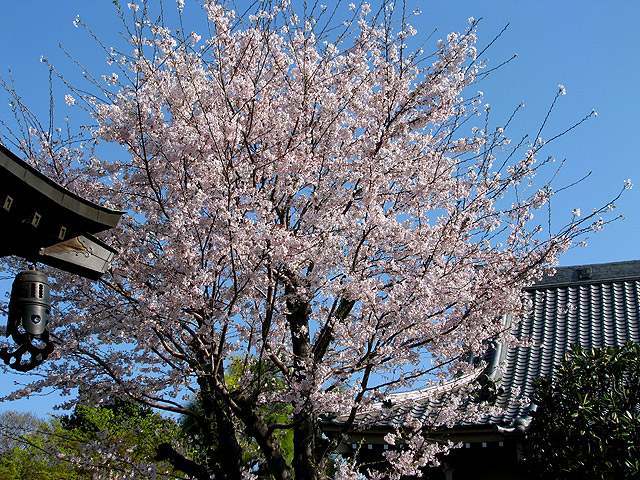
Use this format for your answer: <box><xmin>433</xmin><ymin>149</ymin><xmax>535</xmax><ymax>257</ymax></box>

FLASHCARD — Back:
<box><xmin>0</xmin><ymin>1</ymin><xmax>623</xmax><ymax>479</ymax></box>
<box><xmin>0</xmin><ymin>411</ymin><xmax>70</xmax><ymax>480</ymax></box>
<box><xmin>0</xmin><ymin>400</ymin><xmax>184</xmax><ymax>480</ymax></box>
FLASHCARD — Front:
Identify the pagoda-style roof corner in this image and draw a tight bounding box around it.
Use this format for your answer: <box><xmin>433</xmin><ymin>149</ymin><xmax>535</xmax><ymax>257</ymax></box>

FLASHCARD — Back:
<box><xmin>0</xmin><ymin>143</ymin><xmax>123</xmax><ymax>279</ymax></box>
<box><xmin>334</xmin><ymin>260</ymin><xmax>640</xmax><ymax>435</ymax></box>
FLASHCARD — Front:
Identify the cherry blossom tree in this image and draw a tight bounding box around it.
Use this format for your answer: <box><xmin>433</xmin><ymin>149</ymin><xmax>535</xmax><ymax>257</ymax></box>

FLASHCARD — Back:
<box><xmin>0</xmin><ymin>1</ymin><xmax>625</xmax><ymax>479</ymax></box>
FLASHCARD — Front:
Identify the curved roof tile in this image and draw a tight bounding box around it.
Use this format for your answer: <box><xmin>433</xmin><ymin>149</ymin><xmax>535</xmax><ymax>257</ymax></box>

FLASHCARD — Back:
<box><xmin>338</xmin><ymin>260</ymin><xmax>640</xmax><ymax>430</ymax></box>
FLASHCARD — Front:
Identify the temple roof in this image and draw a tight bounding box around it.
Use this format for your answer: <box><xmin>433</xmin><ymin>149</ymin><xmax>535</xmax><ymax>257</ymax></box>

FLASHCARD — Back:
<box><xmin>0</xmin><ymin>143</ymin><xmax>123</xmax><ymax>279</ymax></box>
<box><xmin>330</xmin><ymin>260</ymin><xmax>640</xmax><ymax>433</ymax></box>
<box><xmin>486</xmin><ymin>260</ymin><xmax>640</xmax><ymax>429</ymax></box>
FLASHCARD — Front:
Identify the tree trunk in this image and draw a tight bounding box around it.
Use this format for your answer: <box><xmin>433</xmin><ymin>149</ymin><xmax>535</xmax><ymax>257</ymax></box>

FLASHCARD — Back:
<box><xmin>287</xmin><ymin>284</ymin><xmax>318</xmax><ymax>480</ymax></box>
<box><xmin>293</xmin><ymin>408</ymin><xmax>318</xmax><ymax>480</ymax></box>
<box><xmin>211</xmin><ymin>388</ymin><xmax>244</xmax><ymax>480</ymax></box>
<box><xmin>196</xmin><ymin>368</ymin><xmax>244</xmax><ymax>479</ymax></box>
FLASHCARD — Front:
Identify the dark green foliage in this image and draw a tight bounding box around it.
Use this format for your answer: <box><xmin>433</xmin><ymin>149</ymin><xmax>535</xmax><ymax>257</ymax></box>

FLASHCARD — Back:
<box><xmin>525</xmin><ymin>342</ymin><xmax>640</xmax><ymax>479</ymax></box>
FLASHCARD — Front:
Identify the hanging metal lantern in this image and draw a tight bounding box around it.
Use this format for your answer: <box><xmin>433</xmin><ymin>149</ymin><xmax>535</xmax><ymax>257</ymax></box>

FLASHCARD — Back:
<box><xmin>7</xmin><ymin>267</ymin><xmax>51</xmax><ymax>336</ymax></box>
<box><xmin>0</xmin><ymin>144</ymin><xmax>123</xmax><ymax>373</ymax></box>
<box><xmin>0</xmin><ymin>266</ymin><xmax>55</xmax><ymax>372</ymax></box>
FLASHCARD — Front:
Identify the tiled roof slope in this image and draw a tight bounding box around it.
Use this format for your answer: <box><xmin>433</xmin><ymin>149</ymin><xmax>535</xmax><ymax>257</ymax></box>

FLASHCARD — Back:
<box><xmin>488</xmin><ymin>260</ymin><xmax>640</xmax><ymax>428</ymax></box>
<box><xmin>354</xmin><ymin>260</ymin><xmax>640</xmax><ymax>431</ymax></box>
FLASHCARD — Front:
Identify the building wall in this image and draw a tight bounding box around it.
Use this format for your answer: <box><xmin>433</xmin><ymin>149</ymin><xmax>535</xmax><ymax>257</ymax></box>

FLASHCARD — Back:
<box><xmin>442</xmin><ymin>440</ymin><xmax>530</xmax><ymax>480</ymax></box>
<box><xmin>347</xmin><ymin>438</ymin><xmax>530</xmax><ymax>480</ymax></box>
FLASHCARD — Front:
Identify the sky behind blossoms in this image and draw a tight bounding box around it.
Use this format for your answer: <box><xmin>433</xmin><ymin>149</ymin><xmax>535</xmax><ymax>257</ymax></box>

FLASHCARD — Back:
<box><xmin>0</xmin><ymin>0</ymin><xmax>638</xmax><ymax>415</ymax></box>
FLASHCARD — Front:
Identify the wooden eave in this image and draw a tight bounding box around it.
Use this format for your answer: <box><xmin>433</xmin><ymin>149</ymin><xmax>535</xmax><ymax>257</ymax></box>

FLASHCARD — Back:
<box><xmin>0</xmin><ymin>143</ymin><xmax>124</xmax><ymax>278</ymax></box>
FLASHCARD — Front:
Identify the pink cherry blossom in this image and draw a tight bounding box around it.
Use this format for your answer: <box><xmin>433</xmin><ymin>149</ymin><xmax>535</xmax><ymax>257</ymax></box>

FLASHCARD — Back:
<box><xmin>0</xmin><ymin>1</ymin><xmax>624</xmax><ymax>479</ymax></box>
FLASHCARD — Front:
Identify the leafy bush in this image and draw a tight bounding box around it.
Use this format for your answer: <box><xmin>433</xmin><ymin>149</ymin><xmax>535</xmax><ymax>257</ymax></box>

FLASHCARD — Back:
<box><xmin>525</xmin><ymin>342</ymin><xmax>640</xmax><ymax>479</ymax></box>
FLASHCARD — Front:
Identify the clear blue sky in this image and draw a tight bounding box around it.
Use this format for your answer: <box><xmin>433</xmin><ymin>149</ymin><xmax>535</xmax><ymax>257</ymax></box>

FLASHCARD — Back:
<box><xmin>0</xmin><ymin>0</ymin><xmax>638</xmax><ymax>416</ymax></box>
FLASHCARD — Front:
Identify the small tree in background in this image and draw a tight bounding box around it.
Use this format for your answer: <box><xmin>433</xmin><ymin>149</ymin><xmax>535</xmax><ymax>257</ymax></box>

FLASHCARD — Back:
<box><xmin>0</xmin><ymin>400</ymin><xmax>184</xmax><ymax>480</ymax></box>
<box><xmin>56</xmin><ymin>398</ymin><xmax>184</xmax><ymax>478</ymax></box>
<box><xmin>525</xmin><ymin>343</ymin><xmax>640</xmax><ymax>479</ymax></box>
<box><xmin>0</xmin><ymin>411</ymin><xmax>75</xmax><ymax>480</ymax></box>
<box><xmin>0</xmin><ymin>0</ymin><xmax>626</xmax><ymax>478</ymax></box>
<box><xmin>0</xmin><ymin>411</ymin><xmax>42</xmax><ymax>456</ymax></box>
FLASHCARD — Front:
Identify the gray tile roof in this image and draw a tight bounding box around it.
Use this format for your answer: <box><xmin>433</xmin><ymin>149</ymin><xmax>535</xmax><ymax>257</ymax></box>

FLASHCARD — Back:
<box><xmin>489</xmin><ymin>260</ymin><xmax>640</xmax><ymax>428</ymax></box>
<box><xmin>339</xmin><ymin>260</ymin><xmax>640</xmax><ymax>432</ymax></box>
